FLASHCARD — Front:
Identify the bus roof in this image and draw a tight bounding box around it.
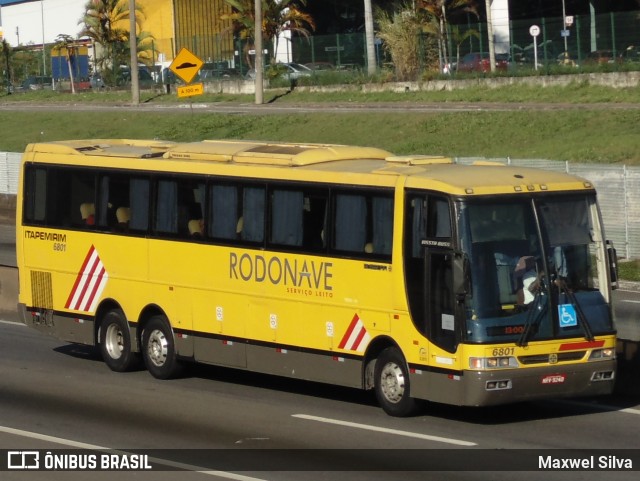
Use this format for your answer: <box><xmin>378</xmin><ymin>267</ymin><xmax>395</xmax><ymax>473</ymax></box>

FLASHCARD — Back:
<box><xmin>24</xmin><ymin>139</ymin><xmax>593</xmax><ymax>196</ymax></box>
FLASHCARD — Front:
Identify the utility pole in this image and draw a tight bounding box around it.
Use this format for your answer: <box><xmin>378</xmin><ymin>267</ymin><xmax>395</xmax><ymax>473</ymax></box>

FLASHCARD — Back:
<box><xmin>364</xmin><ymin>0</ymin><xmax>376</xmax><ymax>75</ymax></box>
<box><xmin>129</xmin><ymin>0</ymin><xmax>139</xmax><ymax>105</ymax></box>
<box><xmin>41</xmin><ymin>0</ymin><xmax>46</xmax><ymax>76</ymax></box>
<box><xmin>485</xmin><ymin>0</ymin><xmax>496</xmax><ymax>72</ymax></box>
<box><xmin>254</xmin><ymin>0</ymin><xmax>263</xmax><ymax>104</ymax></box>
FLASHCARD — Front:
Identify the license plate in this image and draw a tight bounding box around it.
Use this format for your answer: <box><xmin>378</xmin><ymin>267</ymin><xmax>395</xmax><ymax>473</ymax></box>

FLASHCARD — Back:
<box><xmin>541</xmin><ymin>374</ymin><xmax>566</xmax><ymax>384</ymax></box>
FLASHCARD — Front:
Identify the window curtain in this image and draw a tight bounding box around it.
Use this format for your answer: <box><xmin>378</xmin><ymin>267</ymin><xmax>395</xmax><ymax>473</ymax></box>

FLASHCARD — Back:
<box><xmin>156</xmin><ymin>180</ymin><xmax>178</xmax><ymax>233</ymax></box>
<box><xmin>271</xmin><ymin>190</ymin><xmax>303</xmax><ymax>246</ymax></box>
<box><xmin>335</xmin><ymin>194</ymin><xmax>366</xmax><ymax>252</ymax></box>
<box><xmin>209</xmin><ymin>185</ymin><xmax>238</xmax><ymax>239</ymax></box>
<box><xmin>242</xmin><ymin>187</ymin><xmax>265</xmax><ymax>242</ymax></box>
<box><xmin>372</xmin><ymin>196</ymin><xmax>393</xmax><ymax>255</ymax></box>
<box><xmin>129</xmin><ymin>178</ymin><xmax>150</xmax><ymax>231</ymax></box>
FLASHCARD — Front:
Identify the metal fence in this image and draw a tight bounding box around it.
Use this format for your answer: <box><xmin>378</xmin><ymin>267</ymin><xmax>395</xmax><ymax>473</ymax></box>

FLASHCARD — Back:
<box><xmin>160</xmin><ymin>9</ymin><xmax>640</xmax><ymax>76</ymax></box>
<box><xmin>2</xmin><ymin>151</ymin><xmax>638</xmax><ymax>259</ymax></box>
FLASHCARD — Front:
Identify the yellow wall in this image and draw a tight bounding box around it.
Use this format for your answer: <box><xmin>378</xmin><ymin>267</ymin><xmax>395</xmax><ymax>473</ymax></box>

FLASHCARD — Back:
<box><xmin>121</xmin><ymin>0</ymin><xmax>234</xmax><ymax>64</ymax></box>
<box><xmin>173</xmin><ymin>0</ymin><xmax>234</xmax><ymax>64</ymax></box>
<box><xmin>138</xmin><ymin>0</ymin><xmax>174</xmax><ymax>63</ymax></box>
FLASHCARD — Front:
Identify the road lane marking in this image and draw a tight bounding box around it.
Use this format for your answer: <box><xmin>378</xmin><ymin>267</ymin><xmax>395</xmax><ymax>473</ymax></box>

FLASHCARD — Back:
<box><xmin>619</xmin><ymin>300</ymin><xmax>640</xmax><ymax>304</ymax></box>
<box><xmin>0</xmin><ymin>320</ymin><xmax>25</xmax><ymax>326</ymax></box>
<box><xmin>0</xmin><ymin>424</ymin><xmax>266</xmax><ymax>480</ymax></box>
<box><xmin>292</xmin><ymin>414</ymin><xmax>476</xmax><ymax>446</ymax></box>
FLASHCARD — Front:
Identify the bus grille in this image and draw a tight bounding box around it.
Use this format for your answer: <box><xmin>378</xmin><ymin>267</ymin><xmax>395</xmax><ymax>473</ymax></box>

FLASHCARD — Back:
<box><xmin>518</xmin><ymin>351</ymin><xmax>586</xmax><ymax>365</ymax></box>
<box><xmin>31</xmin><ymin>271</ymin><xmax>53</xmax><ymax>309</ymax></box>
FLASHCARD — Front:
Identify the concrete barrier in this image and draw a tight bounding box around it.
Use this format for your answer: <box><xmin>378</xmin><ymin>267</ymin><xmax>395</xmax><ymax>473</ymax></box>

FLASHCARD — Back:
<box><xmin>0</xmin><ymin>266</ymin><xmax>18</xmax><ymax>323</ymax></box>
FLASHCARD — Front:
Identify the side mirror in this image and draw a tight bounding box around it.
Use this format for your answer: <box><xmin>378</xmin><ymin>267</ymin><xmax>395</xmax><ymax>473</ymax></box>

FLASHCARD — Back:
<box><xmin>606</xmin><ymin>240</ymin><xmax>618</xmax><ymax>290</ymax></box>
<box><xmin>453</xmin><ymin>251</ymin><xmax>471</xmax><ymax>301</ymax></box>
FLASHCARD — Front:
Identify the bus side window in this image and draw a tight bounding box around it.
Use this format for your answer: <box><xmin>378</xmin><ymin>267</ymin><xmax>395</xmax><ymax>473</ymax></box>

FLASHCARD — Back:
<box><xmin>333</xmin><ymin>191</ymin><xmax>393</xmax><ymax>257</ymax></box>
<box><xmin>302</xmin><ymin>192</ymin><xmax>328</xmax><ymax>251</ymax></box>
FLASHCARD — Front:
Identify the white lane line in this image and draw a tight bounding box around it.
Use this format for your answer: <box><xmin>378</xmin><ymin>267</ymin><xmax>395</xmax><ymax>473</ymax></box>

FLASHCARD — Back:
<box><xmin>0</xmin><ymin>425</ymin><xmax>266</xmax><ymax>481</ymax></box>
<box><xmin>292</xmin><ymin>414</ymin><xmax>476</xmax><ymax>446</ymax></box>
<box><xmin>619</xmin><ymin>300</ymin><xmax>640</xmax><ymax>304</ymax></box>
<box><xmin>0</xmin><ymin>320</ymin><xmax>25</xmax><ymax>326</ymax></box>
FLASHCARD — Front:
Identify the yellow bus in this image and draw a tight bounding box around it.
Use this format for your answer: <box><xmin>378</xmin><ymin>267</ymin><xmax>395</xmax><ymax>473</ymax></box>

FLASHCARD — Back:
<box><xmin>16</xmin><ymin>139</ymin><xmax>618</xmax><ymax>416</ymax></box>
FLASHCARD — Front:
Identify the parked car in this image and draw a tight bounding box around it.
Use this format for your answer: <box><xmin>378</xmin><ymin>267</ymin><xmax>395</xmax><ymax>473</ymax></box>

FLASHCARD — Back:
<box><xmin>199</xmin><ymin>62</ymin><xmax>241</xmax><ymax>81</ymax></box>
<box><xmin>457</xmin><ymin>52</ymin><xmax>508</xmax><ymax>73</ymax></box>
<box><xmin>21</xmin><ymin>76</ymin><xmax>52</xmax><ymax>90</ymax></box>
<box><xmin>304</xmin><ymin>62</ymin><xmax>334</xmax><ymax>71</ymax></box>
<box><xmin>584</xmin><ymin>50</ymin><xmax>619</xmax><ymax>65</ymax></box>
<box><xmin>246</xmin><ymin>62</ymin><xmax>313</xmax><ymax>81</ymax></box>
<box><xmin>280</xmin><ymin>62</ymin><xmax>313</xmax><ymax>80</ymax></box>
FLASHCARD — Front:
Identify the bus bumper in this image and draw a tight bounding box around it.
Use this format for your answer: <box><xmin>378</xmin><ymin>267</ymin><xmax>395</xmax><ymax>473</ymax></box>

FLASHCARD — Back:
<box><xmin>410</xmin><ymin>360</ymin><xmax>616</xmax><ymax>406</ymax></box>
<box><xmin>460</xmin><ymin>361</ymin><xmax>617</xmax><ymax>406</ymax></box>
<box><xmin>19</xmin><ymin>303</ymin><xmax>95</xmax><ymax>346</ymax></box>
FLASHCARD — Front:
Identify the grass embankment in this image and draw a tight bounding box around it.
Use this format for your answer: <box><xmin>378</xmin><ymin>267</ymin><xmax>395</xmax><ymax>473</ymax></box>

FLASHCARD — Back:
<box><xmin>2</xmin><ymin>82</ymin><xmax>640</xmax><ymax>163</ymax></box>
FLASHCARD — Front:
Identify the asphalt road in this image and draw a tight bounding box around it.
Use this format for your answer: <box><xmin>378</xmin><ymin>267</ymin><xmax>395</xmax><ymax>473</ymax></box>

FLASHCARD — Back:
<box><xmin>0</xmin><ymin>320</ymin><xmax>639</xmax><ymax>480</ymax></box>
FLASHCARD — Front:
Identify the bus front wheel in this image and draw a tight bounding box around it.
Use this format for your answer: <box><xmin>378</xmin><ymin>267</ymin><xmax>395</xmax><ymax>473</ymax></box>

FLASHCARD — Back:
<box><xmin>99</xmin><ymin>309</ymin><xmax>139</xmax><ymax>372</ymax></box>
<box><xmin>142</xmin><ymin>315</ymin><xmax>183</xmax><ymax>379</ymax></box>
<box><xmin>374</xmin><ymin>347</ymin><xmax>418</xmax><ymax>417</ymax></box>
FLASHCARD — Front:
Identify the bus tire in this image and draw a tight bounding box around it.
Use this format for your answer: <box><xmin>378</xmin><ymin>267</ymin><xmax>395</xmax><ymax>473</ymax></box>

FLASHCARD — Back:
<box><xmin>142</xmin><ymin>315</ymin><xmax>183</xmax><ymax>380</ymax></box>
<box><xmin>374</xmin><ymin>347</ymin><xmax>418</xmax><ymax>417</ymax></box>
<box><xmin>99</xmin><ymin>309</ymin><xmax>139</xmax><ymax>372</ymax></box>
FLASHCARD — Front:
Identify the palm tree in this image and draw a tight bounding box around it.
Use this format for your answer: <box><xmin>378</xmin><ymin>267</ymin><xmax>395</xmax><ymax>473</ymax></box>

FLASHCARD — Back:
<box><xmin>53</xmin><ymin>34</ymin><xmax>78</xmax><ymax>94</ymax></box>
<box><xmin>450</xmin><ymin>24</ymin><xmax>479</xmax><ymax>72</ymax></box>
<box><xmin>417</xmin><ymin>0</ymin><xmax>478</xmax><ymax>72</ymax></box>
<box><xmin>221</xmin><ymin>0</ymin><xmax>315</xmax><ymax>67</ymax></box>
<box><xmin>78</xmin><ymin>0</ymin><xmax>151</xmax><ymax>84</ymax></box>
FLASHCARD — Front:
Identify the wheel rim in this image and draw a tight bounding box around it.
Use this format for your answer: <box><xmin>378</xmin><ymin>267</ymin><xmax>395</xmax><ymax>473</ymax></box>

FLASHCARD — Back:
<box><xmin>379</xmin><ymin>361</ymin><xmax>406</xmax><ymax>404</ymax></box>
<box><xmin>147</xmin><ymin>329</ymin><xmax>168</xmax><ymax>367</ymax></box>
<box><xmin>104</xmin><ymin>323</ymin><xmax>124</xmax><ymax>360</ymax></box>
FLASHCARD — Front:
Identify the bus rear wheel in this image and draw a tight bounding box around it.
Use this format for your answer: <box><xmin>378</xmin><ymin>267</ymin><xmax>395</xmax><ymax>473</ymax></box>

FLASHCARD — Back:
<box><xmin>99</xmin><ymin>308</ymin><xmax>139</xmax><ymax>372</ymax></box>
<box><xmin>374</xmin><ymin>347</ymin><xmax>418</xmax><ymax>417</ymax></box>
<box><xmin>142</xmin><ymin>315</ymin><xmax>183</xmax><ymax>380</ymax></box>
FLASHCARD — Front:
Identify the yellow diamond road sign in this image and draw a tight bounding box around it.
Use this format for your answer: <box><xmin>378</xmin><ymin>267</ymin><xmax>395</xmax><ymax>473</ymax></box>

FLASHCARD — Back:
<box><xmin>169</xmin><ymin>48</ymin><xmax>204</xmax><ymax>84</ymax></box>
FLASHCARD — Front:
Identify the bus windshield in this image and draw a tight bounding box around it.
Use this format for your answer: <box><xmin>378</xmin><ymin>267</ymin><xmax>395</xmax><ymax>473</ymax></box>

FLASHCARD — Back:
<box><xmin>458</xmin><ymin>194</ymin><xmax>614</xmax><ymax>344</ymax></box>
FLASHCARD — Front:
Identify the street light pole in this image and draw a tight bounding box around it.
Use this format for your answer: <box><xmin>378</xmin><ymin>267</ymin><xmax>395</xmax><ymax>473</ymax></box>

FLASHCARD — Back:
<box><xmin>364</xmin><ymin>0</ymin><xmax>376</xmax><ymax>76</ymax></box>
<box><xmin>485</xmin><ymin>0</ymin><xmax>496</xmax><ymax>73</ymax></box>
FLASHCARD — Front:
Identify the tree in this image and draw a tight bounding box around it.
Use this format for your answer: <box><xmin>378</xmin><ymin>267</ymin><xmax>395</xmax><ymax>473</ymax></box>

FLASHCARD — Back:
<box><xmin>221</xmin><ymin>0</ymin><xmax>316</xmax><ymax>67</ymax></box>
<box><xmin>417</xmin><ymin>0</ymin><xmax>479</xmax><ymax>72</ymax></box>
<box><xmin>1</xmin><ymin>39</ymin><xmax>13</xmax><ymax>94</ymax></box>
<box><xmin>449</xmin><ymin>24</ymin><xmax>479</xmax><ymax>72</ymax></box>
<box><xmin>78</xmin><ymin>0</ymin><xmax>152</xmax><ymax>85</ymax></box>
<box><xmin>53</xmin><ymin>34</ymin><xmax>78</xmax><ymax>94</ymax></box>
<box><xmin>376</xmin><ymin>7</ymin><xmax>423</xmax><ymax>81</ymax></box>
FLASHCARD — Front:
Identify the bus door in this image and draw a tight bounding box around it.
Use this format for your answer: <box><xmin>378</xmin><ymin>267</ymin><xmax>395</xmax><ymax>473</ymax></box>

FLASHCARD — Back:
<box><xmin>405</xmin><ymin>194</ymin><xmax>458</xmax><ymax>354</ymax></box>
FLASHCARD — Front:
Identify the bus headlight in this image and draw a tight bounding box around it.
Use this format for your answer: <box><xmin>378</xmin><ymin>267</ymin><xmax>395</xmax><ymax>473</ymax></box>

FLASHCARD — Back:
<box><xmin>469</xmin><ymin>357</ymin><xmax>518</xmax><ymax>369</ymax></box>
<box><xmin>588</xmin><ymin>348</ymin><xmax>615</xmax><ymax>361</ymax></box>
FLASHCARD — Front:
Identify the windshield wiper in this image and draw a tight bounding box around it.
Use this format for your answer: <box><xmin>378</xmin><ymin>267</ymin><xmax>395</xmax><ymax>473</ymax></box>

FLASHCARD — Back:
<box><xmin>555</xmin><ymin>279</ymin><xmax>595</xmax><ymax>342</ymax></box>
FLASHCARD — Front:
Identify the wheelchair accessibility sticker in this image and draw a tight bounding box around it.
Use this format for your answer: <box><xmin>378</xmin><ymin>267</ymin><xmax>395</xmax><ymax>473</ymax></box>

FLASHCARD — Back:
<box><xmin>558</xmin><ymin>304</ymin><xmax>578</xmax><ymax>328</ymax></box>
